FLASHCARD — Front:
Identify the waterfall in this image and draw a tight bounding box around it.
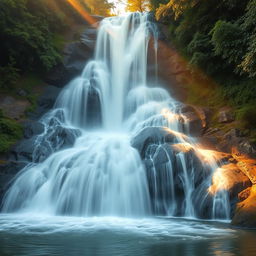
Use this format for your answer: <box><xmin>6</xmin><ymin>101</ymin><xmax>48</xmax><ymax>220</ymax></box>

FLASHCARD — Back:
<box><xmin>2</xmin><ymin>13</ymin><xmax>230</xmax><ymax>219</ymax></box>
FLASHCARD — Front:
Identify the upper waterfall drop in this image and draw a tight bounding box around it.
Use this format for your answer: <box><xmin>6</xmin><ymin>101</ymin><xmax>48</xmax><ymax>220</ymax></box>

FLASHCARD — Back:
<box><xmin>2</xmin><ymin>13</ymin><xmax>230</xmax><ymax>220</ymax></box>
<box><xmin>56</xmin><ymin>13</ymin><xmax>158</xmax><ymax>131</ymax></box>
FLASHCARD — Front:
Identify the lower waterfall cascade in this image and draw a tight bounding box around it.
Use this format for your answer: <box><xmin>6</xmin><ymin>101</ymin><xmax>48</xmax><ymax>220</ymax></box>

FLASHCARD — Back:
<box><xmin>2</xmin><ymin>13</ymin><xmax>231</xmax><ymax>220</ymax></box>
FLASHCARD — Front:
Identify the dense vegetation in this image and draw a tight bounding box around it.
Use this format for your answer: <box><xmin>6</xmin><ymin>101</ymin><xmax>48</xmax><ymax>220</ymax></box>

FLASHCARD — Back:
<box><xmin>151</xmin><ymin>0</ymin><xmax>256</xmax><ymax>134</ymax></box>
<box><xmin>0</xmin><ymin>0</ymin><xmax>112</xmax><ymax>89</ymax></box>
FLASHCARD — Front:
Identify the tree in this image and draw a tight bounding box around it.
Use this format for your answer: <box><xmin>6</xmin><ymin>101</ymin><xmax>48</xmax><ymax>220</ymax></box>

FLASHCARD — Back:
<box><xmin>85</xmin><ymin>0</ymin><xmax>113</xmax><ymax>16</ymax></box>
<box><xmin>156</xmin><ymin>0</ymin><xmax>198</xmax><ymax>20</ymax></box>
<box><xmin>126</xmin><ymin>0</ymin><xmax>151</xmax><ymax>12</ymax></box>
<box><xmin>150</xmin><ymin>0</ymin><xmax>169</xmax><ymax>10</ymax></box>
<box><xmin>240</xmin><ymin>0</ymin><xmax>256</xmax><ymax>77</ymax></box>
<box><xmin>211</xmin><ymin>21</ymin><xmax>246</xmax><ymax>69</ymax></box>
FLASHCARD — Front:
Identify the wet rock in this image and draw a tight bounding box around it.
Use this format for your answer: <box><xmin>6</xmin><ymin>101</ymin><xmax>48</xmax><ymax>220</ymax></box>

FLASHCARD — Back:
<box><xmin>232</xmin><ymin>185</ymin><xmax>256</xmax><ymax>227</ymax></box>
<box><xmin>33</xmin><ymin>126</ymin><xmax>81</xmax><ymax>163</ymax></box>
<box><xmin>63</xmin><ymin>42</ymin><xmax>93</xmax><ymax>76</ymax></box>
<box><xmin>23</xmin><ymin>121</ymin><xmax>45</xmax><ymax>139</ymax></box>
<box><xmin>11</xmin><ymin>124</ymin><xmax>81</xmax><ymax>163</ymax></box>
<box><xmin>81</xmin><ymin>28</ymin><xmax>98</xmax><ymax>49</ymax></box>
<box><xmin>45</xmin><ymin>26</ymin><xmax>96</xmax><ymax>87</ymax></box>
<box><xmin>44</xmin><ymin>63</ymin><xmax>73</xmax><ymax>87</ymax></box>
<box><xmin>218</xmin><ymin>109</ymin><xmax>235</xmax><ymax>123</ymax></box>
<box><xmin>131</xmin><ymin>127</ymin><xmax>185</xmax><ymax>158</ymax></box>
<box><xmin>144</xmin><ymin>143</ymin><xmax>174</xmax><ymax>167</ymax></box>
<box><xmin>29</xmin><ymin>86</ymin><xmax>61</xmax><ymax>119</ymax></box>
<box><xmin>0</xmin><ymin>161</ymin><xmax>27</xmax><ymax>202</ymax></box>
<box><xmin>180</xmin><ymin>105</ymin><xmax>210</xmax><ymax>137</ymax></box>
<box><xmin>11</xmin><ymin>138</ymin><xmax>35</xmax><ymax>162</ymax></box>
<box><xmin>182</xmin><ymin>111</ymin><xmax>203</xmax><ymax>137</ymax></box>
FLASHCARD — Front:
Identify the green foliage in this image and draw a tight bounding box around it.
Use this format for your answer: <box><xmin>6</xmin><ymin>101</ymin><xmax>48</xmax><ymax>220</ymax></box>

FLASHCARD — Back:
<box><xmin>211</xmin><ymin>21</ymin><xmax>246</xmax><ymax>70</ymax></box>
<box><xmin>126</xmin><ymin>0</ymin><xmax>151</xmax><ymax>12</ymax></box>
<box><xmin>156</xmin><ymin>0</ymin><xmax>256</xmax><ymax>78</ymax></box>
<box><xmin>0</xmin><ymin>0</ymin><xmax>62</xmax><ymax>73</ymax></box>
<box><xmin>0</xmin><ymin>114</ymin><xmax>23</xmax><ymax>153</ymax></box>
<box><xmin>150</xmin><ymin>0</ymin><xmax>169</xmax><ymax>10</ymax></box>
<box><xmin>154</xmin><ymin>0</ymin><xmax>256</xmax><ymax>133</ymax></box>
<box><xmin>0</xmin><ymin>0</ymin><xmax>113</xmax><ymax>90</ymax></box>
<box><xmin>236</xmin><ymin>105</ymin><xmax>256</xmax><ymax>129</ymax></box>
<box><xmin>85</xmin><ymin>0</ymin><xmax>113</xmax><ymax>16</ymax></box>
<box><xmin>0</xmin><ymin>57</ymin><xmax>20</xmax><ymax>89</ymax></box>
<box><xmin>239</xmin><ymin>0</ymin><xmax>256</xmax><ymax>77</ymax></box>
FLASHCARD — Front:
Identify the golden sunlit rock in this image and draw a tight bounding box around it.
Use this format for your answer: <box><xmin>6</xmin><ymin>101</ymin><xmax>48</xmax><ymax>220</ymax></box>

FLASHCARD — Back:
<box><xmin>208</xmin><ymin>164</ymin><xmax>251</xmax><ymax>196</ymax></box>
<box><xmin>172</xmin><ymin>143</ymin><xmax>194</xmax><ymax>153</ymax></box>
<box><xmin>232</xmin><ymin>147</ymin><xmax>256</xmax><ymax>184</ymax></box>
<box><xmin>232</xmin><ymin>185</ymin><xmax>256</xmax><ymax>227</ymax></box>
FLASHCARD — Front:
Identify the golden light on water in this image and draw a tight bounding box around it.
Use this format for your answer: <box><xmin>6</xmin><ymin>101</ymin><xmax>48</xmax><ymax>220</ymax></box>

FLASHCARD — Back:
<box><xmin>208</xmin><ymin>167</ymin><xmax>229</xmax><ymax>195</ymax></box>
<box><xmin>172</xmin><ymin>143</ymin><xmax>194</xmax><ymax>153</ymax></box>
<box><xmin>161</xmin><ymin>108</ymin><xmax>186</xmax><ymax>123</ymax></box>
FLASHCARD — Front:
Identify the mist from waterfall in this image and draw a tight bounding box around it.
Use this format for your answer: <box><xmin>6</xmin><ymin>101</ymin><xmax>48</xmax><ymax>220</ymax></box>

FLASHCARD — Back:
<box><xmin>2</xmin><ymin>13</ymin><xmax>230</xmax><ymax>220</ymax></box>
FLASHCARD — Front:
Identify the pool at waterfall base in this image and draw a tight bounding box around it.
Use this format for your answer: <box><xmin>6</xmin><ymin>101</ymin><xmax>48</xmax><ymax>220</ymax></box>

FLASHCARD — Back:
<box><xmin>1</xmin><ymin>215</ymin><xmax>256</xmax><ymax>256</ymax></box>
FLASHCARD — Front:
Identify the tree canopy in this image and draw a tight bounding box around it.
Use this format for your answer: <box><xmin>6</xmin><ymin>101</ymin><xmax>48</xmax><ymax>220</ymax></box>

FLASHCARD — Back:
<box><xmin>155</xmin><ymin>0</ymin><xmax>256</xmax><ymax>78</ymax></box>
<box><xmin>0</xmin><ymin>0</ymin><xmax>113</xmax><ymax>89</ymax></box>
<box><xmin>126</xmin><ymin>0</ymin><xmax>151</xmax><ymax>12</ymax></box>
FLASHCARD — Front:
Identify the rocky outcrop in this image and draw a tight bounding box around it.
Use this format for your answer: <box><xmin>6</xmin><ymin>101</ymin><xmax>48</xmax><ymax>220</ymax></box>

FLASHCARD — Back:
<box><xmin>131</xmin><ymin>126</ymin><xmax>187</xmax><ymax>158</ymax></box>
<box><xmin>208</xmin><ymin>163</ymin><xmax>251</xmax><ymax>198</ymax></box>
<box><xmin>0</xmin><ymin>96</ymin><xmax>30</xmax><ymax>120</ymax></box>
<box><xmin>45</xmin><ymin>27</ymin><xmax>97</xmax><ymax>87</ymax></box>
<box><xmin>232</xmin><ymin>185</ymin><xmax>256</xmax><ymax>227</ymax></box>
<box><xmin>218</xmin><ymin>108</ymin><xmax>235</xmax><ymax>123</ymax></box>
<box><xmin>232</xmin><ymin>149</ymin><xmax>256</xmax><ymax>185</ymax></box>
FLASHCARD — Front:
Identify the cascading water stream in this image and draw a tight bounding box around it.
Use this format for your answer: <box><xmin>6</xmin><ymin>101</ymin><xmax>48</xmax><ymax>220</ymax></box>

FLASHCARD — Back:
<box><xmin>2</xmin><ymin>13</ymin><xmax>230</xmax><ymax>220</ymax></box>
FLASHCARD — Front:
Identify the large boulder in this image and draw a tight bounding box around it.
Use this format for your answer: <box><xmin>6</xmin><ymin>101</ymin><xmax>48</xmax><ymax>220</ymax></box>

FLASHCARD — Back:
<box><xmin>81</xmin><ymin>28</ymin><xmax>98</xmax><ymax>49</ymax></box>
<box><xmin>10</xmin><ymin>126</ymin><xmax>81</xmax><ymax>163</ymax></box>
<box><xmin>23</xmin><ymin>121</ymin><xmax>45</xmax><ymax>139</ymax></box>
<box><xmin>131</xmin><ymin>127</ymin><xmax>187</xmax><ymax>158</ymax></box>
<box><xmin>10</xmin><ymin>138</ymin><xmax>36</xmax><ymax>162</ymax></box>
<box><xmin>45</xmin><ymin>27</ymin><xmax>97</xmax><ymax>87</ymax></box>
<box><xmin>29</xmin><ymin>86</ymin><xmax>61</xmax><ymax>119</ymax></box>
<box><xmin>232</xmin><ymin>149</ymin><xmax>256</xmax><ymax>184</ymax></box>
<box><xmin>179</xmin><ymin>104</ymin><xmax>210</xmax><ymax>137</ymax></box>
<box><xmin>232</xmin><ymin>185</ymin><xmax>256</xmax><ymax>227</ymax></box>
<box><xmin>63</xmin><ymin>42</ymin><xmax>93</xmax><ymax>76</ymax></box>
<box><xmin>218</xmin><ymin>108</ymin><xmax>235</xmax><ymax>123</ymax></box>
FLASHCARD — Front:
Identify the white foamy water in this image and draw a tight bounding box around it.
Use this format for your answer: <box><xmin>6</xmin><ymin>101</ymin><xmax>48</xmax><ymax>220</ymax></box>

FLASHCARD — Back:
<box><xmin>0</xmin><ymin>214</ymin><xmax>234</xmax><ymax>238</ymax></box>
